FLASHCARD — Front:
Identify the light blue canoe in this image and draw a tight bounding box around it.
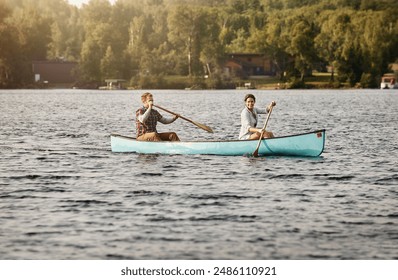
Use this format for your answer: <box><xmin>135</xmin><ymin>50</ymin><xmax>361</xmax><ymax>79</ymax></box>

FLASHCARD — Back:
<box><xmin>110</xmin><ymin>129</ymin><xmax>325</xmax><ymax>157</ymax></box>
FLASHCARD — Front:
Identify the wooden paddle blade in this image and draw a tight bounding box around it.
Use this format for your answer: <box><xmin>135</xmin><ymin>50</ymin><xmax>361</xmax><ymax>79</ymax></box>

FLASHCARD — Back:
<box><xmin>193</xmin><ymin>121</ymin><xmax>213</xmax><ymax>133</ymax></box>
<box><xmin>179</xmin><ymin>115</ymin><xmax>213</xmax><ymax>133</ymax></box>
<box><xmin>252</xmin><ymin>149</ymin><xmax>259</xmax><ymax>157</ymax></box>
<box><xmin>252</xmin><ymin>137</ymin><xmax>262</xmax><ymax>157</ymax></box>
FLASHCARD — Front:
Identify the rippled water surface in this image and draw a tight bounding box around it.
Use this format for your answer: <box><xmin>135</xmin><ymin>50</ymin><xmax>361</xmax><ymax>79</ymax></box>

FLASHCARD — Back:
<box><xmin>0</xmin><ymin>89</ymin><xmax>397</xmax><ymax>259</ymax></box>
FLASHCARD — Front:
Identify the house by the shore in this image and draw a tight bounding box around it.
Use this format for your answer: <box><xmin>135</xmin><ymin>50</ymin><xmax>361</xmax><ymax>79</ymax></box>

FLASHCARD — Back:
<box><xmin>223</xmin><ymin>53</ymin><xmax>276</xmax><ymax>78</ymax></box>
<box><xmin>32</xmin><ymin>60</ymin><xmax>77</xmax><ymax>87</ymax></box>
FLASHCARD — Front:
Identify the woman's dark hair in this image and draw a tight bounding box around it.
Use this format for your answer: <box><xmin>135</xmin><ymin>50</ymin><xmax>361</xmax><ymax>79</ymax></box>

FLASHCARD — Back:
<box><xmin>244</xmin><ymin>94</ymin><xmax>256</xmax><ymax>102</ymax></box>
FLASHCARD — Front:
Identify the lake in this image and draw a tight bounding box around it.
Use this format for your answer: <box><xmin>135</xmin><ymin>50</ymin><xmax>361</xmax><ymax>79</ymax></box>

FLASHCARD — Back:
<box><xmin>0</xmin><ymin>89</ymin><xmax>397</xmax><ymax>259</ymax></box>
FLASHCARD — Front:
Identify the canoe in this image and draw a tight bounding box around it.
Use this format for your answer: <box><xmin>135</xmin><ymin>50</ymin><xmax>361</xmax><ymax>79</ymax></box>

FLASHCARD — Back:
<box><xmin>110</xmin><ymin>129</ymin><xmax>326</xmax><ymax>157</ymax></box>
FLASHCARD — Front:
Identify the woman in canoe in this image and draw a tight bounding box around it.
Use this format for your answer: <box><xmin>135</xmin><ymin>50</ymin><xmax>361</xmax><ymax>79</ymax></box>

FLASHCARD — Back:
<box><xmin>136</xmin><ymin>92</ymin><xmax>180</xmax><ymax>141</ymax></box>
<box><xmin>239</xmin><ymin>94</ymin><xmax>276</xmax><ymax>140</ymax></box>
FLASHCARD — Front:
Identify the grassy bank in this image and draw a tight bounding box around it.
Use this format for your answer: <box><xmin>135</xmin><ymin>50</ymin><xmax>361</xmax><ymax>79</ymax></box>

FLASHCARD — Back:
<box><xmin>238</xmin><ymin>73</ymin><xmax>344</xmax><ymax>89</ymax></box>
<box><xmin>160</xmin><ymin>72</ymin><xmax>346</xmax><ymax>90</ymax></box>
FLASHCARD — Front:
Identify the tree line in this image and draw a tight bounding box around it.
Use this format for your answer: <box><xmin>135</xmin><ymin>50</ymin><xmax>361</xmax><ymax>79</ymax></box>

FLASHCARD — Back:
<box><xmin>0</xmin><ymin>0</ymin><xmax>397</xmax><ymax>89</ymax></box>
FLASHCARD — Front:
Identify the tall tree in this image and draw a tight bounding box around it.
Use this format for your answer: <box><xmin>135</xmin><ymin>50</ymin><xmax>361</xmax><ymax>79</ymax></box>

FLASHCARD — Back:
<box><xmin>168</xmin><ymin>5</ymin><xmax>210</xmax><ymax>77</ymax></box>
<box><xmin>79</xmin><ymin>0</ymin><xmax>113</xmax><ymax>82</ymax></box>
<box><xmin>263</xmin><ymin>11</ymin><xmax>294</xmax><ymax>79</ymax></box>
<box><xmin>285</xmin><ymin>12</ymin><xmax>319</xmax><ymax>81</ymax></box>
<box><xmin>101</xmin><ymin>46</ymin><xmax>119</xmax><ymax>79</ymax></box>
<box><xmin>198</xmin><ymin>7</ymin><xmax>225</xmax><ymax>82</ymax></box>
<box><xmin>0</xmin><ymin>0</ymin><xmax>21</xmax><ymax>87</ymax></box>
<box><xmin>3</xmin><ymin>1</ymin><xmax>53</xmax><ymax>86</ymax></box>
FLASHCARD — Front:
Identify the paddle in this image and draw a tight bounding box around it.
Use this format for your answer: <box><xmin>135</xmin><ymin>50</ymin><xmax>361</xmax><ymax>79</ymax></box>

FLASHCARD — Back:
<box><xmin>253</xmin><ymin>103</ymin><xmax>275</xmax><ymax>157</ymax></box>
<box><xmin>153</xmin><ymin>104</ymin><xmax>213</xmax><ymax>133</ymax></box>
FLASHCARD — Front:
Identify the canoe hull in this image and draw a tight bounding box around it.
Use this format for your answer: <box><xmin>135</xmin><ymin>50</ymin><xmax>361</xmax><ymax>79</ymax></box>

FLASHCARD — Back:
<box><xmin>111</xmin><ymin>129</ymin><xmax>325</xmax><ymax>157</ymax></box>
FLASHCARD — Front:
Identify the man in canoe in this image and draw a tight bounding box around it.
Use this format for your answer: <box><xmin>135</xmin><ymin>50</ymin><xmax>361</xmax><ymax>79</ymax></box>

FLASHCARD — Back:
<box><xmin>136</xmin><ymin>92</ymin><xmax>180</xmax><ymax>141</ymax></box>
<box><xmin>239</xmin><ymin>94</ymin><xmax>276</xmax><ymax>140</ymax></box>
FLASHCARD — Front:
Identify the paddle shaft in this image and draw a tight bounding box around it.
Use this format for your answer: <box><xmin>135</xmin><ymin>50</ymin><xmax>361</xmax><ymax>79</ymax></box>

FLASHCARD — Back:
<box><xmin>154</xmin><ymin>105</ymin><xmax>191</xmax><ymax>123</ymax></box>
<box><xmin>153</xmin><ymin>105</ymin><xmax>213</xmax><ymax>133</ymax></box>
<box><xmin>253</xmin><ymin>104</ymin><xmax>274</xmax><ymax>157</ymax></box>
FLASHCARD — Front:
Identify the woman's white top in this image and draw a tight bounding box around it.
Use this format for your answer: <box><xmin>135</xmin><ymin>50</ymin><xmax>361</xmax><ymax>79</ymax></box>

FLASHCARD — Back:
<box><xmin>239</xmin><ymin>107</ymin><xmax>268</xmax><ymax>140</ymax></box>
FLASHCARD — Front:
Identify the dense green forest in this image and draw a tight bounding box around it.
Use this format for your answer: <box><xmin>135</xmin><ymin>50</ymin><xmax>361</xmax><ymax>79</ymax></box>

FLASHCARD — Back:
<box><xmin>0</xmin><ymin>0</ymin><xmax>397</xmax><ymax>88</ymax></box>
